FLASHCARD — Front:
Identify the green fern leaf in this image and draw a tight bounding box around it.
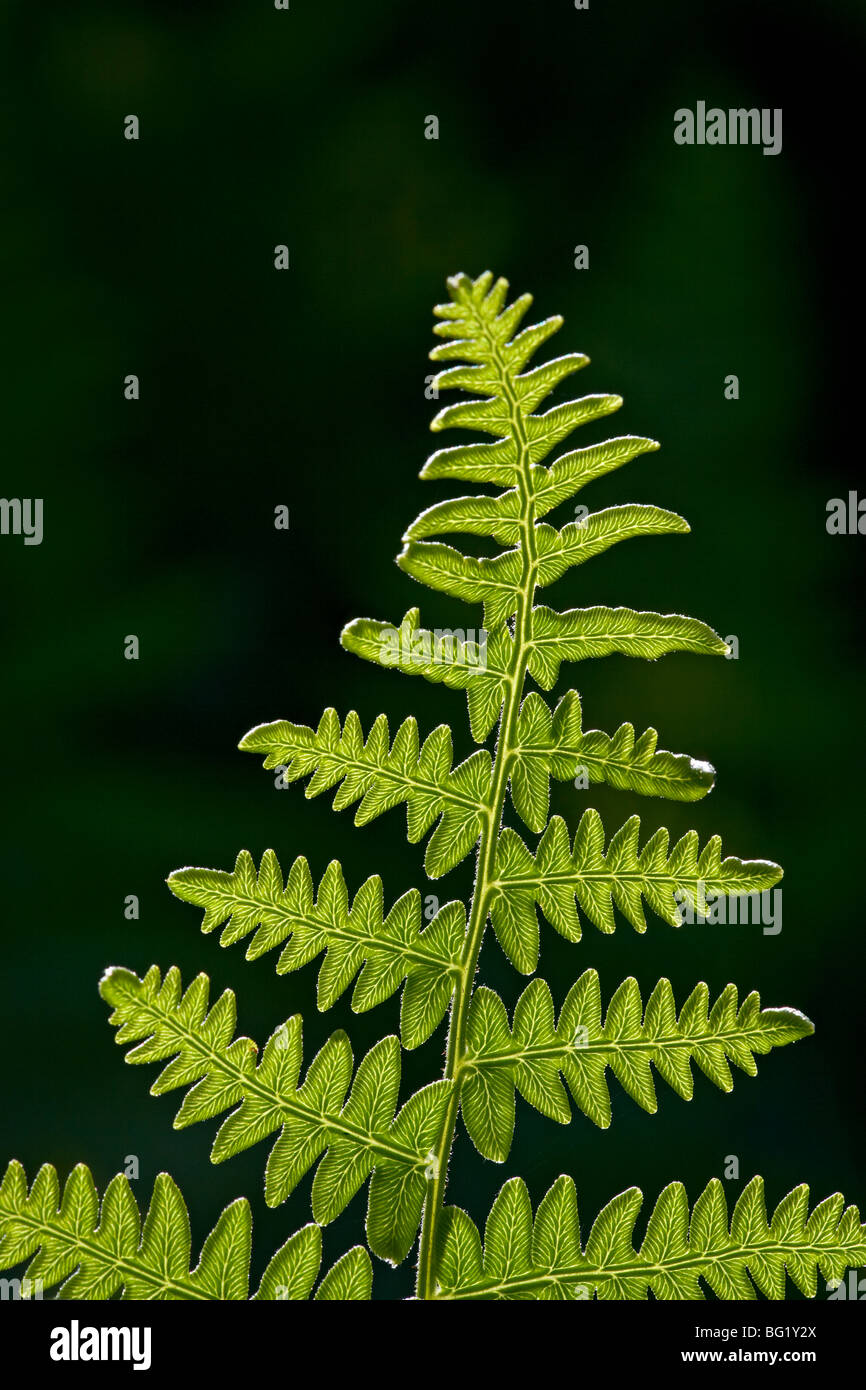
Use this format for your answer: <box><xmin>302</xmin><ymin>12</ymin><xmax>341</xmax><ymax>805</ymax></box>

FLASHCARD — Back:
<box><xmin>490</xmin><ymin>809</ymin><xmax>782</xmax><ymax>966</ymax></box>
<box><xmin>239</xmin><ymin>709</ymin><xmax>490</xmax><ymax>877</ymax></box>
<box><xmin>458</xmin><ymin>988</ymin><xmax>516</xmax><ymax>1163</ymax></box>
<box><xmin>253</xmin><ymin>1222</ymin><xmax>372</xmax><ymax>1301</ymax></box>
<box><xmin>509</xmin><ymin>691</ymin><xmax>714</xmax><ymax>837</ymax></box>
<box><xmin>314</xmin><ymin>1246</ymin><xmax>373</xmax><ymax>1300</ymax></box>
<box><xmin>527</xmin><ymin>605</ymin><xmax>730</xmax><ymax>689</ymax></box>
<box><xmin>99</xmin><ymin>966</ymin><xmax>451</xmax><ymax>1263</ymax></box>
<box><xmin>530</xmin><ymin>435</ymin><xmax>661</xmax><ymax>517</ymax></box>
<box><xmin>403</xmin><ymin>492</ymin><xmax>524</xmax><ymax>546</ymax></box>
<box><xmin>168</xmin><ymin>850</ymin><xmax>464</xmax><ymax>1049</ymax></box>
<box><xmin>396</xmin><ymin>540</ymin><xmax>524</xmax><ymax>631</ymax></box>
<box><xmin>460</xmin><ymin>974</ymin><xmax>812</xmax><ymax>1156</ymax></box>
<box><xmin>533</xmin><ymin>506</ymin><xmax>690</xmax><ymax>588</ymax></box>
<box><xmin>252</xmin><ymin>1223</ymin><xmax>320</xmax><ymax>1300</ymax></box>
<box><xmin>434</xmin><ymin>1175</ymin><xmax>866</xmax><ymax>1300</ymax></box>
<box><xmin>0</xmin><ymin>1162</ymin><xmax>371</xmax><ymax>1301</ymax></box>
<box><xmin>0</xmin><ymin>1162</ymin><xmax>251</xmax><ymax>1300</ymax></box>
<box><xmin>340</xmin><ymin>608</ymin><xmax>510</xmax><ymax>741</ymax></box>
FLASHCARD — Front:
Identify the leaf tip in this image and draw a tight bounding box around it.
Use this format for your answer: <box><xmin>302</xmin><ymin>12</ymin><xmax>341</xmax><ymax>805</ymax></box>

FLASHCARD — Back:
<box><xmin>98</xmin><ymin>965</ymin><xmax>138</xmax><ymax>1006</ymax></box>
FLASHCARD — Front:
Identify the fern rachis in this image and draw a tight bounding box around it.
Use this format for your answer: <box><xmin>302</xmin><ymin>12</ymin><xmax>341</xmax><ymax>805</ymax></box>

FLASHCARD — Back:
<box><xmin>2</xmin><ymin>270</ymin><xmax>863</xmax><ymax>1302</ymax></box>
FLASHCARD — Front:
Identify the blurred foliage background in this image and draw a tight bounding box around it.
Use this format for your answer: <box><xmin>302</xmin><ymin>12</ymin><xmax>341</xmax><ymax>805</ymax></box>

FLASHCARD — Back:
<box><xmin>1</xmin><ymin>0</ymin><xmax>864</xmax><ymax>1300</ymax></box>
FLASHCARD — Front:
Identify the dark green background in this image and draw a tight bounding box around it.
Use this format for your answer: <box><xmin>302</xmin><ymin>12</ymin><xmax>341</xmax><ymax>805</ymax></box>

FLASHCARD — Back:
<box><xmin>2</xmin><ymin>0</ymin><xmax>864</xmax><ymax>1300</ymax></box>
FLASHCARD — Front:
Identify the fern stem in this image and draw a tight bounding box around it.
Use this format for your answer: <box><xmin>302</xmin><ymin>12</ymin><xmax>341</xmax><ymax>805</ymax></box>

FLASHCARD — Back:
<box><xmin>415</xmin><ymin>314</ymin><xmax>538</xmax><ymax>1299</ymax></box>
<box><xmin>414</xmin><ymin>666</ymin><xmax>522</xmax><ymax>1297</ymax></box>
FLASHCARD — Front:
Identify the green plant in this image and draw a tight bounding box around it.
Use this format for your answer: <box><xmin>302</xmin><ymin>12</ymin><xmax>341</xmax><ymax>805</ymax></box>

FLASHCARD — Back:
<box><xmin>2</xmin><ymin>270</ymin><xmax>863</xmax><ymax>1301</ymax></box>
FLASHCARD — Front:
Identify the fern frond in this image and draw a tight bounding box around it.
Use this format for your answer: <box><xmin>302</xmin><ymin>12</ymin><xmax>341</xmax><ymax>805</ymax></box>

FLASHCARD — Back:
<box><xmin>423</xmin><ymin>274</ymin><xmax>623</xmax><ymax>486</ymax></box>
<box><xmin>393</xmin><ymin>275</ymin><xmax>693</xmax><ymax>640</ymax></box>
<box><xmin>434</xmin><ymin>1175</ymin><xmax>866</xmax><ymax>1300</ymax></box>
<box><xmin>423</xmin><ymin>278</ymin><xmax>623</xmax><ymax>480</ymax></box>
<box><xmin>100</xmin><ymin>966</ymin><xmax>451</xmax><ymax>1263</ymax></box>
<box><xmin>4</xmin><ymin>268</ymin><xmax>842</xmax><ymax>1308</ymax></box>
<box><xmin>168</xmin><ymin>850</ymin><xmax>465</xmax><ymax>1049</ymax></box>
<box><xmin>527</xmin><ymin>605</ymin><xmax>730</xmax><ymax>689</ymax></box>
<box><xmin>490</xmin><ymin>809</ymin><xmax>782</xmax><ymax>969</ymax></box>
<box><xmin>340</xmin><ymin>608</ymin><xmax>510</xmax><ymax>741</ymax></box>
<box><xmin>0</xmin><ymin>1162</ymin><xmax>370</xmax><ymax>1300</ymax></box>
<box><xmin>239</xmin><ymin>709</ymin><xmax>491</xmax><ymax>877</ymax></box>
<box><xmin>459</xmin><ymin>974</ymin><xmax>812</xmax><ymax>1157</ymax></box>
<box><xmin>509</xmin><ymin>691</ymin><xmax>714</xmax><ymax>836</ymax></box>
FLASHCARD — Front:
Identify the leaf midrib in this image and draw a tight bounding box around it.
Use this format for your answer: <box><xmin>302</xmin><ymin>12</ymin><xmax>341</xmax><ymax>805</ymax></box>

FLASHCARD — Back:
<box><xmin>202</xmin><ymin>889</ymin><xmax>462</xmax><ymax>975</ymax></box>
<box><xmin>432</xmin><ymin>1235</ymin><xmax>848</xmax><ymax>1300</ymax></box>
<box><xmin>492</xmin><ymin>869</ymin><xmax>766</xmax><ymax>891</ymax></box>
<box><xmin>300</xmin><ymin>749</ymin><xmax>482</xmax><ymax>814</ymax></box>
<box><xmin>462</xmin><ymin>1025</ymin><xmax>777</xmax><ymax>1068</ymax></box>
